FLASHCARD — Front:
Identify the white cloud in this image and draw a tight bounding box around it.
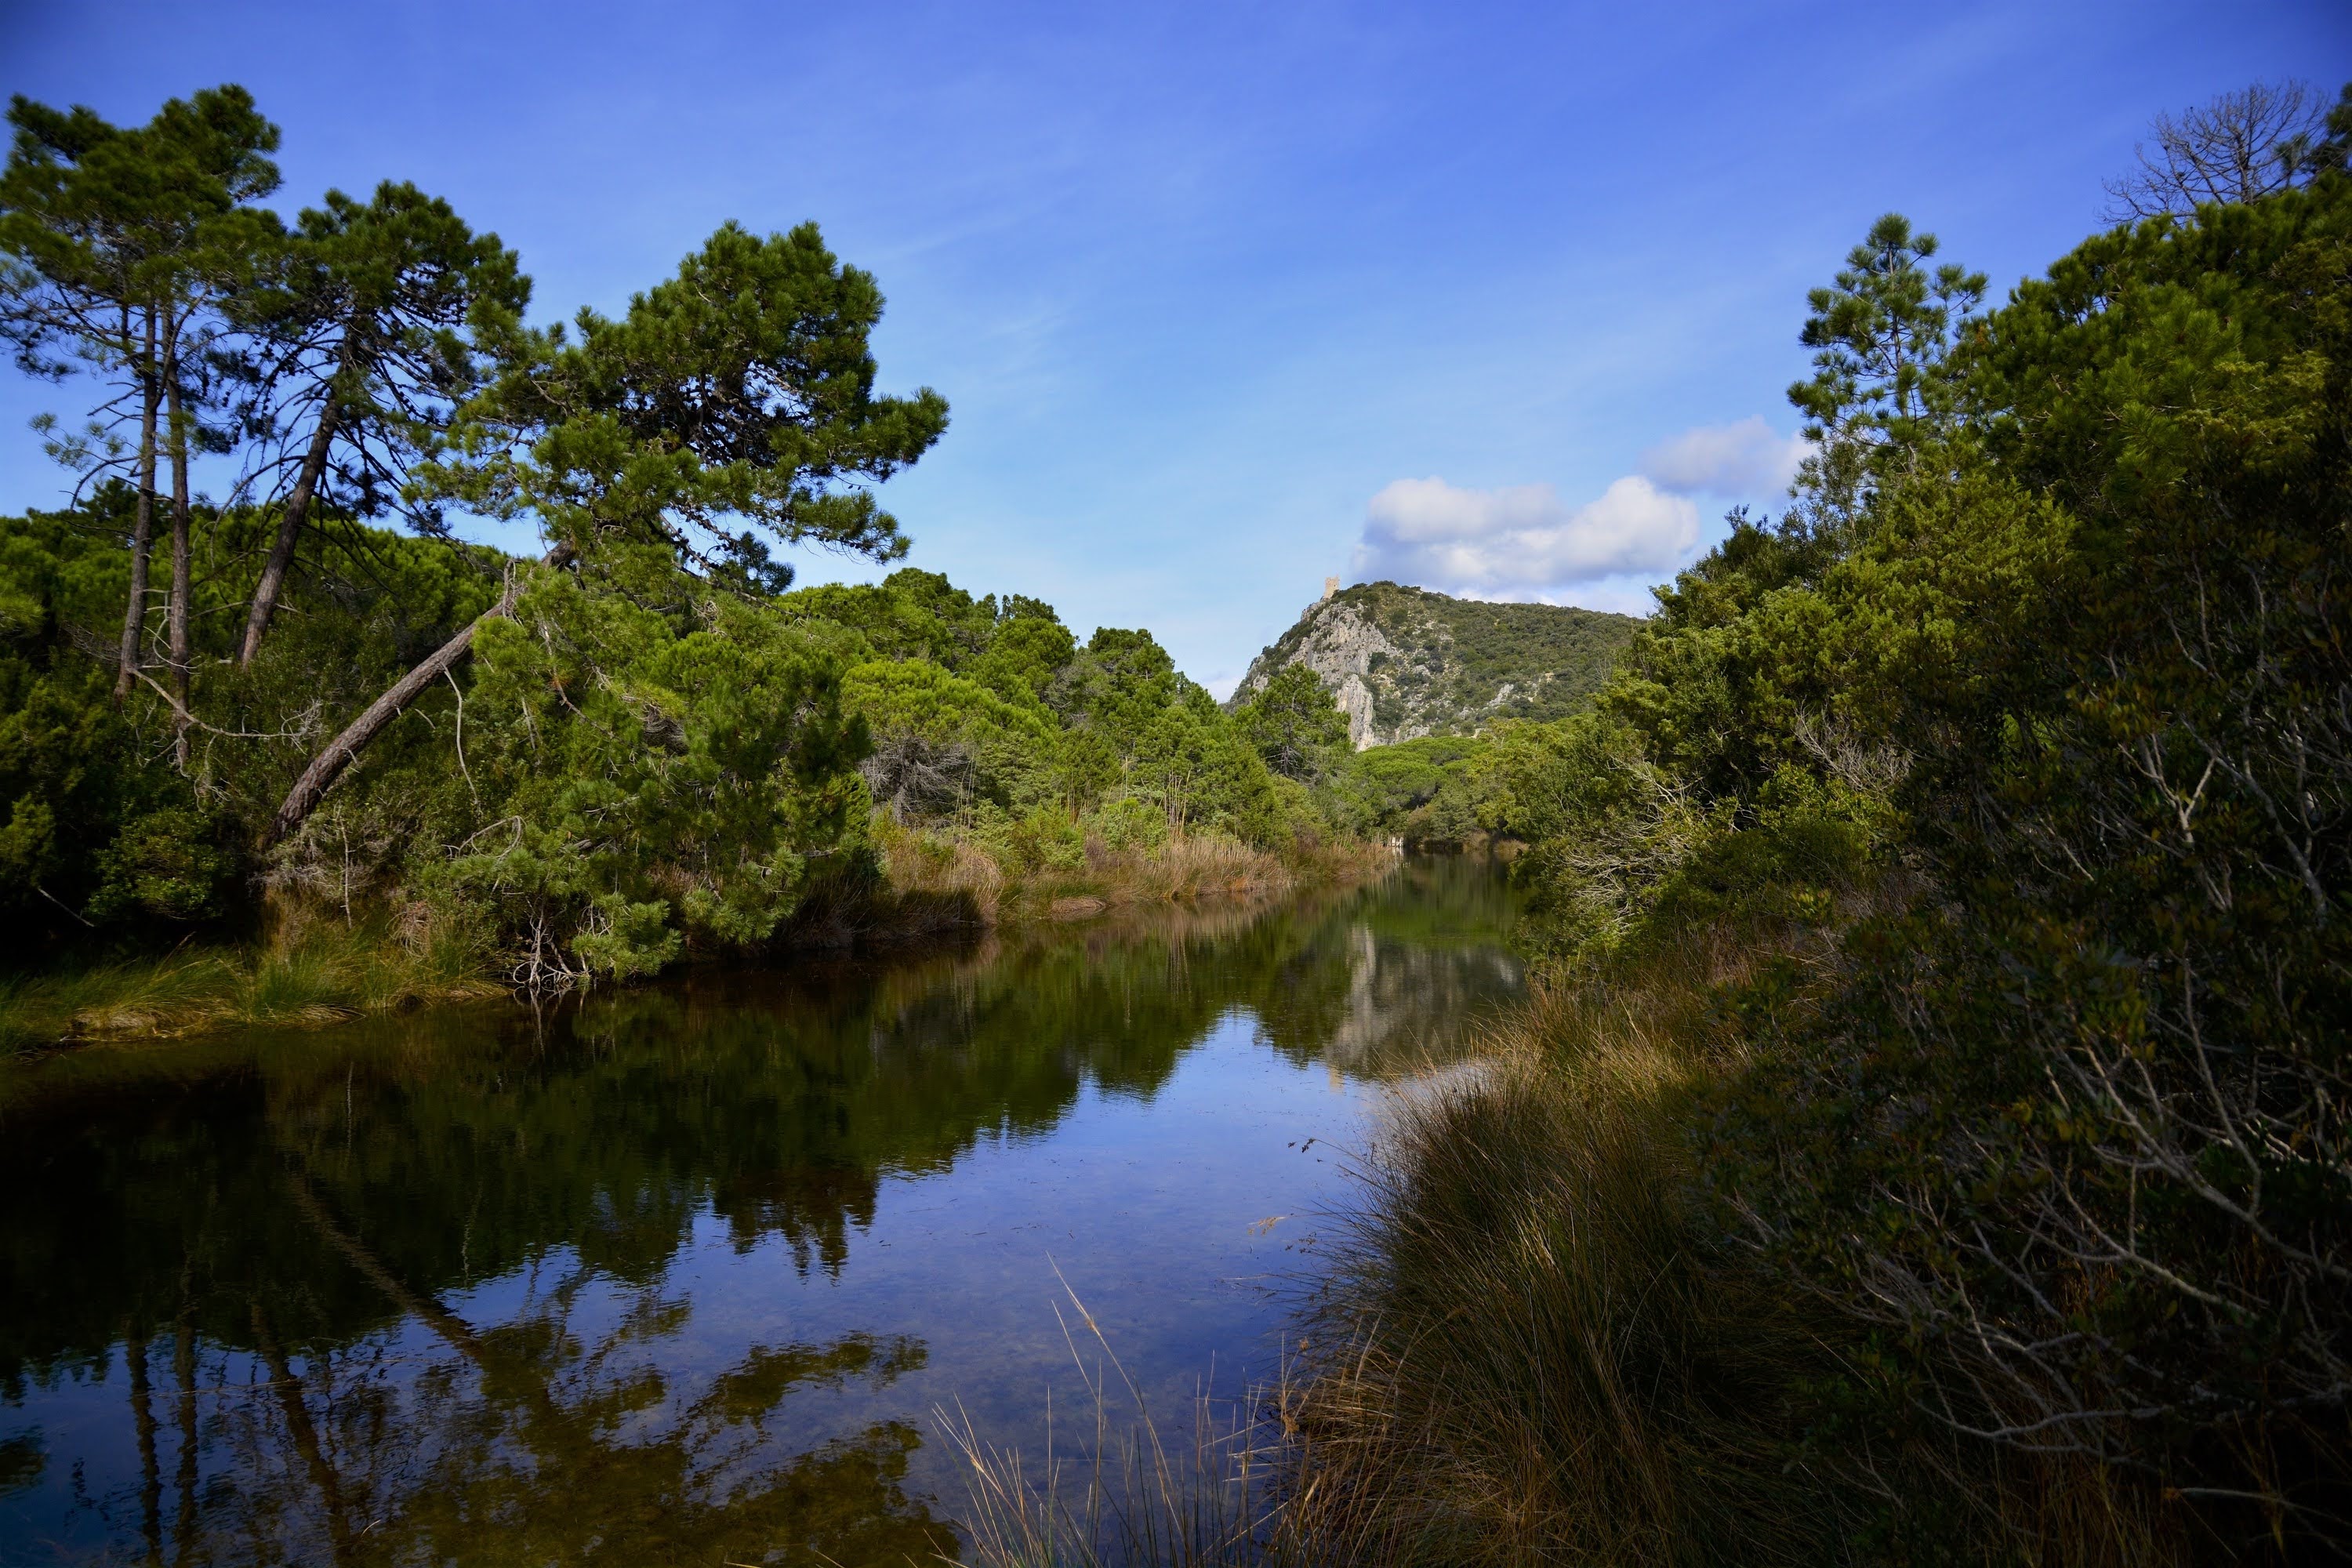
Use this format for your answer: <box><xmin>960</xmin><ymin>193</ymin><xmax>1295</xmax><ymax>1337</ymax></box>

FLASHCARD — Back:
<box><xmin>1351</xmin><ymin>474</ymin><xmax>1698</xmax><ymax>594</ymax></box>
<box><xmin>1639</xmin><ymin>416</ymin><xmax>1809</xmax><ymax>496</ymax></box>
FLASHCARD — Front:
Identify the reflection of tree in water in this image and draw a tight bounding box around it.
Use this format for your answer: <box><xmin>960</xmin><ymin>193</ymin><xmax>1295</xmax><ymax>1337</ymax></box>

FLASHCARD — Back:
<box><xmin>26</xmin><ymin>1178</ymin><xmax>949</xmax><ymax>1566</ymax></box>
<box><xmin>0</xmin><ymin>858</ymin><xmax>1523</xmax><ymax>1564</ymax></box>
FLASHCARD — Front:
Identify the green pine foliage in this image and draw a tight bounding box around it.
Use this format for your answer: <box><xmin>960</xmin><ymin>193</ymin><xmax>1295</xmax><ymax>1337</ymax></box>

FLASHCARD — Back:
<box><xmin>0</xmin><ymin>487</ymin><xmax>1371</xmax><ymax>985</ymax></box>
<box><xmin>839</xmin><ymin>589</ymin><xmax>1348</xmax><ymax>873</ymax></box>
<box><xmin>1236</xmin><ymin>662</ymin><xmax>1351</xmax><ymax>782</ymax></box>
<box><xmin>1345</xmin><ymin>733</ymin><xmax>1488</xmax><ymax>845</ymax></box>
<box><xmin>0</xmin><ymin>497</ymin><xmax>228</xmax><ymax>935</ymax></box>
<box><xmin>0</xmin><ymin>488</ymin><xmax>510</xmax><ymax>948</ymax></box>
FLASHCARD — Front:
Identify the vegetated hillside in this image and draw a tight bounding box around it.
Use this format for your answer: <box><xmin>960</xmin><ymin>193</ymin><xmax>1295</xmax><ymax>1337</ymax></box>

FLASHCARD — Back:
<box><xmin>1231</xmin><ymin>581</ymin><xmax>1640</xmax><ymax>749</ymax></box>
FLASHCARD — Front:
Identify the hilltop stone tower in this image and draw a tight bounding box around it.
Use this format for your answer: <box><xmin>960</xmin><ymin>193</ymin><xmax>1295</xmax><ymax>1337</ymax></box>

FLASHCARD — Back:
<box><xmin>1322</xmin><ymin>575</ymin><xmax>1338</xmax><ymax>601</ymax></box>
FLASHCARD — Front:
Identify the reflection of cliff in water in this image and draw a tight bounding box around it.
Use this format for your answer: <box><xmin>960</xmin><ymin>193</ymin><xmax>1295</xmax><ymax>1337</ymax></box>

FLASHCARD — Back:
<box><xmin>0</xmin><ymin>858</ymin><xmax>1521</xmax><ymax>1566</ymax></box>
<box><xmin>1273</xmin><ymin>920</ymin><xmax>1523</xmax><ymax>1077</ymax></box>
<box><xmin>1251</xmin><ymin>855</ymin><xmax>1524</xmax><ymax>1078</ymax></box>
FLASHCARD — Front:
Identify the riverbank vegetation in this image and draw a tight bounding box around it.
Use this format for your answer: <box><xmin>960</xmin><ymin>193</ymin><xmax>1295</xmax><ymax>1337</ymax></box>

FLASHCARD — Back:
<box><xmin>1265</xmin><ymin>82</ymin><xmax>2352</xmax><ymax>1566</ymax></box>
<box><xmin>0</xmin><ymin>85</ymin><xmax>1399</xmax><ymax>1041</ymax></box>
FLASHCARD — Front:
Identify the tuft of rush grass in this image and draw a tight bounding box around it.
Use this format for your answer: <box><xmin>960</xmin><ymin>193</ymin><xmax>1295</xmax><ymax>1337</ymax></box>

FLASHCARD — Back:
<box><xmin>1129</xmin><ymin>834</ymin><xmax>1292</xmax><ymax>903</ymax></box>
<box><xmin>941</xmin><ymin>1269</ymin><xmax>1303</xmax><ymax>1568</ymax></box>
<box><xmin>1276</xmin><ymin>1037</ymin><xmax>1853</xmax><ymax>1564</ymax></box>
<box><xmin>1266</xmin><ymin>940</ymin><xmax>2187</xmax><ymax>1568</ymax></box>
<box><xmin>0</xmin><ymin>951</ymin><xmax>242</xmax><ymax>1047</ymax></box>
<box><xmin>0</xmin><ymin>920</ymin><xmax>500</xmax><ymax>1053</ymax></box>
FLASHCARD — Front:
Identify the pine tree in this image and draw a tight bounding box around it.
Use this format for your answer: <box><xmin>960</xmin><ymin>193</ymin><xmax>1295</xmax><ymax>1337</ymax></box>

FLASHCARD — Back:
<box><xmin>267</xmin><ymin>221</ymin><xmax>949</xmax><ymax>844</ymax></box>
<box><xmin>1785</xmin><ymin>213</ymin><xmax>1984</xmax><ymax>535</ymax></box>
<box><xmin>0</xmin><ymin>85</ymin><xmax>280</xmax><ymax>744</ymax></box>
<box><xmin>231</xmin><ymin>181</ymin><xmax>528</xmax><ymax>666</ymax></box>
<box><xmin>1238</xmin><ymin>662</ymin><xmax>1352</xmax><ymax>780</ymax></box>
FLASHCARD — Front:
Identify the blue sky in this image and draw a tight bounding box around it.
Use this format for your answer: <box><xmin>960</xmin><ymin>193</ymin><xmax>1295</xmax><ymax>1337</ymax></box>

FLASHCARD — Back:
<box><xmin>3</xmin><ymin>0</ymin><xmax>2345</xmax><ymax>694</ymax></box>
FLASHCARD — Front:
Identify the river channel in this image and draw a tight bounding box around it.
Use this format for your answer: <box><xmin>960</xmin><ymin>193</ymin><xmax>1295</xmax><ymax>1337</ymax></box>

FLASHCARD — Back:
<box><xmin>0</xmin><ymin>857</ymin><xmax>1521</xmax><ymax>1565</ymax></box>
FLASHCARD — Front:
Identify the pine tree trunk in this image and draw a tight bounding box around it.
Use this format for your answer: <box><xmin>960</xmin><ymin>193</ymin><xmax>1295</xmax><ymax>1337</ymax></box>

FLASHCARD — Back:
<box><xmin>238</xmin><ymin>380</ymin><xmax>343</xmax><ymax>668</ymax></box>
<box><xmin>172</xmin><ymin>1317</ymin><xmax>199</xmax><ymax>1559</ymax></box>
<box><xmin>126</xmin><ymin>1327</ymin><xmax>163</xmax><ymax>1568</ymax></box>
<box><xmin>284</xmin><ymin>1174</ymin><xmax>488</xmax><ymax>1366</ymax></box>
<box><xmin>114</xmin><ymin>310</ymin><xmax>160</xmax><ymax>703</ymax></box>
<box><xmin>165</xmin><ymin>342</ymin><xmax>193</xmax><ymax>771</ymax></box>
<box><xmin>263</xmin><ymin>546</ymin><xmax>571</xmax><ymax>850</ymax></box>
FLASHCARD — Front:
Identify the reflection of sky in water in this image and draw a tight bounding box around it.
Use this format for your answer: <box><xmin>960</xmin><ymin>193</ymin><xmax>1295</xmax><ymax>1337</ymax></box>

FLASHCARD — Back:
<box><xmin>0</xmin><ymin>858</ymin><xmax>1520</xmax><ymax>1566</ymax></box>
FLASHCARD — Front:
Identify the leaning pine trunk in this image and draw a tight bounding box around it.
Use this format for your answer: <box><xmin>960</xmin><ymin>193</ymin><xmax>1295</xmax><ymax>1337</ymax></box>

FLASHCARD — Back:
<box><xmin>263</xmin><ymin>546</ymin><xmax>568</xmax><ymax>850</ymax></box>
<box><xmin>114</xmin><ymin>309</ymin><xmax>160</xmax><ymax>702</ymax></box>
<box><xmin>238</xmin><ymin>372</ymin><xmax>345</xmax><ymax>667</ymax></box>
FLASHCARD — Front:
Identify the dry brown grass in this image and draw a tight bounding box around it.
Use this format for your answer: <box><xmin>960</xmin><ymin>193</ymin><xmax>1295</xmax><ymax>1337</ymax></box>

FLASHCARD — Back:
<box><xmin>882</xmin><ymin>830</ymin><xmax>1009</xmax><ymax>923</ymax></box>
<box><xmin>881</xmin><ymin>818</ymin><xmax>1396</xmax><ymax>929</ymax></box>
<box><xmin>1123</xmin><ymin>833</ymin><xmax>1294</xmax><ymax>902</ymax></box>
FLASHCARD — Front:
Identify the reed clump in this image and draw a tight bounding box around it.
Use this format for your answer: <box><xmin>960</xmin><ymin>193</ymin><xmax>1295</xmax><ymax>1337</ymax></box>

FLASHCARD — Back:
<box><xmin>0</xmin><ymin>913</ymin><xmax>499</xmax><ymax>1053</ymax></box>
<box><xmin>1262</xmin><ymin>942</ymin><xmax>2187</xmax><ymax>1567</ymax></box>
<box><xmin>940</xmin><ymin>1279</ymin><xmax>1288</xmax><ymax>1568</ymax></box>
<box><xmin>1270</xmin><ymin>964</ymin><xmax>1856</xmax><ymax>1566</ymax></box>
<box><xmin>880</xmin><ymin>816</ymin><xmax>1395</xmax><ymax>928</ymax></box>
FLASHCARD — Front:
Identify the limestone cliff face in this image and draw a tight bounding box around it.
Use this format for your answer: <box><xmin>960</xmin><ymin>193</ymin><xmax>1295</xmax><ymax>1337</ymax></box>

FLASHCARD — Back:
<box><xmin>1232</xmin><ymin>581</ymin><xmax>1641</xmax><ymax>750</ymax></box>
<box><xmin>1258</xmin><ymin>600</ymin><xmax>1400</xmax><ymax>749</ymax></box>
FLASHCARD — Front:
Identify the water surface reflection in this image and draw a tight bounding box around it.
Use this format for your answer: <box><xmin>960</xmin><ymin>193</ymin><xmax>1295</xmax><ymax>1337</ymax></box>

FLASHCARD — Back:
<box><xmin>0</xmin><ymin>857</ymin><xmax>1519</xmax><ymax>1565</ymax></box>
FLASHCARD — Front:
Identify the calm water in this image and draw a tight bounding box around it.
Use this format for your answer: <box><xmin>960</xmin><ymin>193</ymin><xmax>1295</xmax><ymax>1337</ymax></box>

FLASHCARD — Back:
<box><xmin>0</xmin><ymin>858</ymin><xmax>1520</xmax><ymax>1566</ymax></box>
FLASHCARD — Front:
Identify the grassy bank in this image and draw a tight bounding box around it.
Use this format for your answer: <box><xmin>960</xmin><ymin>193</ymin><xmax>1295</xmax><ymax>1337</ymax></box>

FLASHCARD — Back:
<box><xmin>0</xmin><ymin>917</ymin><xmax>504</xmax><ymax>1054</ymax></box>
<box><xmin>948</xmin><ymin>934</ymin><xmax>2190</xmax><ymax>1568</ymax></box>
<box><xmin>876</xmin><ymin>817</ymin><xmax>1396</xmax><ymax>927</ymax></box>
<box><xmin>1257</xmin><ymin>936</ymin><xmax>2188</xmax><ymax>1568</ymax></box>
<box><xmin>2</xmin><ymin>832</ymin><xmax>1397</xmax><ymax>1054</ymax></box>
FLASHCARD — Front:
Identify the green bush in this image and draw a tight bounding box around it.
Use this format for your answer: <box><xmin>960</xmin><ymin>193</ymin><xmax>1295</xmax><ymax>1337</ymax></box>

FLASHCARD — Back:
<box><xmin>1088</xmin><ymin>797</ymin><xmax>1166</xmax><ymax>853</ymax></box>
<box><xmin>1483</xmin><ymin>169</ymin><xmax>2352</xmax><ymax>1555</ymax></box>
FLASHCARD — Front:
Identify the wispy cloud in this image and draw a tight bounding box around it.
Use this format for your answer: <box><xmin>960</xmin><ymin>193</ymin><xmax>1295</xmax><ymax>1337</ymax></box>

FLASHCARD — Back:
<box><xmin>1351</xmin><ymin>474</ymin><xmax>1698</xmax><ymax>594</ymax></box>
<box><xmin>1639</xmin><ymin>416</ymin><xmax>1809</xmax><ymax>496</ymax></box>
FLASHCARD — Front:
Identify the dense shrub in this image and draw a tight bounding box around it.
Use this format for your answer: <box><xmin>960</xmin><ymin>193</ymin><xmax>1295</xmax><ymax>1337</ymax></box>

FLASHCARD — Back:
<box><xmin>1464</xmin><ymin>169</ymin><xmax>2352</xmax><ymax>1559</ymax></box>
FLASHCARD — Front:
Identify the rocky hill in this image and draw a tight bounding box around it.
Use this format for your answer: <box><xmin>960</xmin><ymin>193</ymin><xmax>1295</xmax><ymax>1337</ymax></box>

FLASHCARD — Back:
<box><xmin>1232</xmin><ymin>582</ymin><xmax>1640</xmax><ymax>750</ymax></box>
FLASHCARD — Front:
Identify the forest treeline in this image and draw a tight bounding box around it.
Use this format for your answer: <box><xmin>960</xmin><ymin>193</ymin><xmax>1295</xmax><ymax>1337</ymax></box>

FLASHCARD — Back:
<box><xmin>1265</xmin><ymin>81</ymin><xmax>2352</xmax><ymax>1567</ymax></box>
<box><xmin>0</xmin><ymin>85</ymin><xmax>1423</xmax><ymax>1002</ymax></box>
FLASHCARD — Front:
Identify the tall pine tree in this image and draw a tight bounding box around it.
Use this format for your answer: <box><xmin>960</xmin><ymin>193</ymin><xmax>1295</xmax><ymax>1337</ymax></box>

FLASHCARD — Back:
<box><xmin>267</xmin><ymin>221</ymin><xmax>949</xmax><ymax>844</ymax></box>
<box><xmin>0</xmin><ymin>86</ymin><xmax>280</xmax><ymax>742</ymax></box>
<box><xmin>231</xmin><ymin>182</ymin><xmax>528</xmax><ymax>666</ymax></box>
